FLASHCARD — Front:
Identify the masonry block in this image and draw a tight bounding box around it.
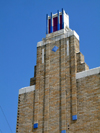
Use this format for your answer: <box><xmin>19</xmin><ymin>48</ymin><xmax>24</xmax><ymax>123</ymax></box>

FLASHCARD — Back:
<box><xmin>52</xmin><ymin>46</ymin><xmax>58</xmax><ymax>52</ymax></box>
<box><xmin>72</xmin><ymin>115</ymin><xmax>77</xmax><ymax>120</ymax></box>
<box><xmin>33</xmin><ymin>123</ymin><xmax>38</xmax><ymax>129</ymax></box>
<box><xmin>61</xmin><ymin>130</ymin><xmax>66</xmax><ymax>133</ymax></box>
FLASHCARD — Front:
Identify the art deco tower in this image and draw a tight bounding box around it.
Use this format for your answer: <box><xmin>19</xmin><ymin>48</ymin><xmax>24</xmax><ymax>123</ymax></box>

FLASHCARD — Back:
<box><xmin>16</xmin><ymin>9</ymin><xmax>100</xmax><ymax>133</ymax></box>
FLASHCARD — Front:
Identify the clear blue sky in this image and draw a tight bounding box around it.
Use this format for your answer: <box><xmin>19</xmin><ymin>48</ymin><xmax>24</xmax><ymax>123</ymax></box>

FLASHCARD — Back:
<box><xmin>0</xmin><ymin>0</ymin><xmax>100</xmax><ymax>132</ymax></box>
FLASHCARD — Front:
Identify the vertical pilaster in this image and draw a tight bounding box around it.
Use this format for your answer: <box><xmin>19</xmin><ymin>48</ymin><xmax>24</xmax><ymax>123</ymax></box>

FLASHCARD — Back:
<box><xmin>38</xmin><ymin>47</ymin><xmax>45</xmax><ymax>132</ymax></box>
<box><xmin>60</xmin><ymin>38</ymin><xmax>66</xmax><ymax>132</ymax></box>
<box><xmin>44</xmin><ymin>44</ymin><xmax>50</xmax><ymax>133</ymax></box>
<box><xmin>65</xmin><ymin>38</ymin><xmax>71</xmax><ymax>131</ymax></box>
<box><xmin>34</xmin><ymin>47</ymin><xmax>41</xmax><ymax>127</ymax></box>
<box><xmin>70</xmin><ymin>36</ymin><xmax>77</xmax><ymax>120</ymax></box>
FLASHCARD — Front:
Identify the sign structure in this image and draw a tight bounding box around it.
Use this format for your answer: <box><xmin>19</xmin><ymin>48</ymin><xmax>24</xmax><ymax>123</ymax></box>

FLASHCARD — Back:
<box><xmin>16</xmin><ymin>9</ymin><xmax>100</xmax><ymax>133</ymax></box>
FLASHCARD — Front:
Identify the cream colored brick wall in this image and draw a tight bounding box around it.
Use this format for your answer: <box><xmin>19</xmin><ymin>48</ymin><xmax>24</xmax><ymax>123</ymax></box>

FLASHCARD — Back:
<box><xmin>75</xmin><ymin>74</ymin><xmax>100</xmax><ymax>132</ymax></box>
<box><xmin>16</xmin><ymin>91</ymin><xmax>35</xmax><ymax>133</ymax></box>
<box><xmin>16</xmin><ymin>34</ymin><xmax>100</xmax><ymax>133</ymax></box>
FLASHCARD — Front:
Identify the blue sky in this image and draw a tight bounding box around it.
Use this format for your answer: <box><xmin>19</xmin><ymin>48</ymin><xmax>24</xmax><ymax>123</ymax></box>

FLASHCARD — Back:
<box><xmin>0</xmin><ymin>0</ymin><xmax>100</xmax><ymax>132</ymax></box>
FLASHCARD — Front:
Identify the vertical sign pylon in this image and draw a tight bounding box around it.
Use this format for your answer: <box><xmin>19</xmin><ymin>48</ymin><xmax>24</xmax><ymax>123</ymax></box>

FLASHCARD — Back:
<box><xmin>50</xmin><ymin>12</ymin><xmax>53</xmax><ymax>33</ymax></box>
<box><xmin>46</xmin><ymin>14</ymin><xmax>48</xmax><ymax>34</ymax></box>
<box><xmin>57</xmin><ymin>10</ymin><xmax>60</xmax><ymax>30</ymax></box>
<box><xmin>62</xmin><ymin>8</ymin><xmax>64</xmax><ymax>29</ymax></box>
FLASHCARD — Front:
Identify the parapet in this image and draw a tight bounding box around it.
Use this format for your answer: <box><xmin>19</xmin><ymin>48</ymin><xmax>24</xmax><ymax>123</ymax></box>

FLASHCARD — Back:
<box><xmin>19</xmin><ymin>85</ymin><xmax>35</xmax><ymax>94</ymax></box>
<box><xmin>76</xmin><ymin>67</ymin><xmax>100</xmax><ymax>79</ymax></box>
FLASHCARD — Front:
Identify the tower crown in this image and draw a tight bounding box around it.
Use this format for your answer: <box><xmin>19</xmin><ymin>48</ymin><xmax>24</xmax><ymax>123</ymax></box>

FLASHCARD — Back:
<box><xmin>46</xmin><ymin>9</ymin><xmax>69</xmax><ymax>34</ymax></box>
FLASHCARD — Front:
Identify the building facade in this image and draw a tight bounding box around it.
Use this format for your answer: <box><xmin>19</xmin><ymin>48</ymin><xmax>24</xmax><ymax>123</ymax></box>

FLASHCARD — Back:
<box><xmin>16</xmin><ymin>9</ymin><xmax>100</xmax><ymax>133</ymax></box>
